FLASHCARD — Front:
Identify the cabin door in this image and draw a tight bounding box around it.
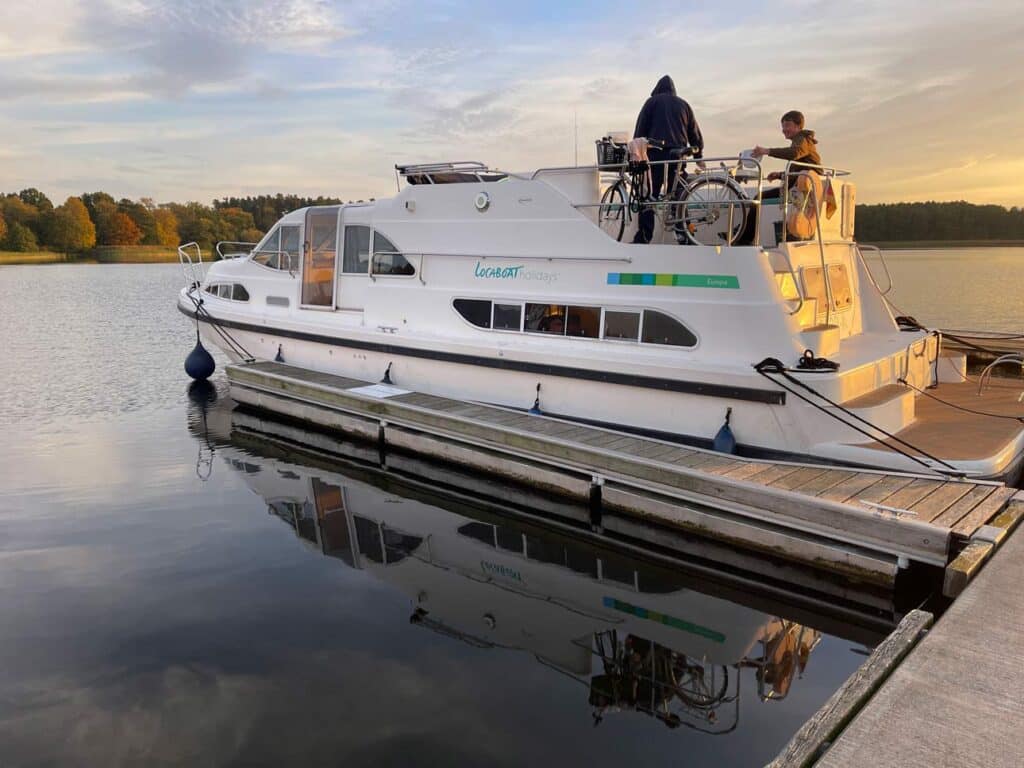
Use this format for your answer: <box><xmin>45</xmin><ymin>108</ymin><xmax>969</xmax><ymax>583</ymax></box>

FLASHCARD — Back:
<box><xmin>300</xmin><ymin>206</ymin><xmax>340</xmax><ymax>308</ymax></box>
<box><xmin>337</xmin><ymin>219</ymin><xmax>370</xmax><ymax>312</ymax></box>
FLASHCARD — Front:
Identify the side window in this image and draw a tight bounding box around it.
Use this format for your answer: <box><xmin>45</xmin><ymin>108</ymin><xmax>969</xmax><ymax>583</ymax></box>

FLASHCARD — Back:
<box><xmin>231</xmin><ymin>284</ymin><xmax>250</xmax><ymax>302</ymax></box>
<box><xmin>342</xmin><ymin>225</ymin><xmax>371</xmax><ymax>274</ymax></box>
<box><xmin>280</xmin><ymin>226</ymin><xmax>300</xmax><ymax>271</ymax></box>
<box><xmin>252</xmin><ymin>228</ymin><xmax>280</xmax><ymax>268</ymax></box>
<box><xmin>526</xmin><ymin>303</ymin><xmax>567</xmax><ymax>335</ymax></box>
<box><xmin>642</xmin><ymin>310</ymin><xmax>696</xmax><ymax>347</ymax></box>
<box><xmin>492</xmin><ymin>303</ymin><xmax>522</xmax><ymax>331</ymax></box>
<box><xmin>567</xmin><ymin>306</ymin><xmax>600</xmax><ymax>338</ymax></box>
<box><xmin>371</xmin><ymin>232</ymin><xmax>415</xmax><ymax>276</ymax></box>
<box><xmin>603</xmin><ymin>310</ymin><xmax>640</xmax><ymax>341</ymax></box>
<box><xmin>454</xmin><ymin>299</ymin><xmax>492</xmax><ymax>328</ymax></box>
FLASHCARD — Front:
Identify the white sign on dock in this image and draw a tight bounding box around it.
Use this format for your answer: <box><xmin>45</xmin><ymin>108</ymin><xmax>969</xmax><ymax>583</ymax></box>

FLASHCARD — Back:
<box><xmin>347</xmin><ymin>384</ymin><xmax>412</xmax><ymax>399</ymax></box>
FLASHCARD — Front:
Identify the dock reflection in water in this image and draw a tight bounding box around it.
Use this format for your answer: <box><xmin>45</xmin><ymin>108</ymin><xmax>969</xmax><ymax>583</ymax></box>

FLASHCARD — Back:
<box><xmin>190</xmin><ymin>387</ymin><xmax>886</xmax><ymax>746</ymax></box>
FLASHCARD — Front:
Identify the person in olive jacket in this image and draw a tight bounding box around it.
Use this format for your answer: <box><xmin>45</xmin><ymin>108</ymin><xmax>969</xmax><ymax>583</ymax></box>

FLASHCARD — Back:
<box><xmin>752</xmin><ymin>110</ymin><xmax>821</xmax><ymax>184</ymax></box>
<box><xmin>632</xmin><ymin>75</ymin><xmax>704</xmax><ymax>243</ymax></box>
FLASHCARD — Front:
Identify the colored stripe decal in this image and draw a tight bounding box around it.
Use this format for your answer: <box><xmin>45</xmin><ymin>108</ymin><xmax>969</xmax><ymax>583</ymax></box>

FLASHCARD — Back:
<box><xmin>602</xmin><ymin>597</ymin><xmax>726</xmax><ymax>643</ymax></box>
<box><xmin>607</xmin><ymin>273</ymin><xmax>740</xmax><ymax>289</ymax></box>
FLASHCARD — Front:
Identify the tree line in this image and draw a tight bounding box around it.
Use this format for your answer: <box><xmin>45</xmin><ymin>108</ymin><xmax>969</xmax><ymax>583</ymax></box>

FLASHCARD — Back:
<box><xmin>0</xmin><ymin>189</ymin><xmax>341</xmax><ymax>255</ymax></box>
<box><xmin>4</xmin><ymin>188</ymin><xmax>1022</xmax><ymax>253</ymax></box>
<box><xmin>856</xmin><ymin>201</ymin><xmax>1024</xmax><ymax>242</ymax></box>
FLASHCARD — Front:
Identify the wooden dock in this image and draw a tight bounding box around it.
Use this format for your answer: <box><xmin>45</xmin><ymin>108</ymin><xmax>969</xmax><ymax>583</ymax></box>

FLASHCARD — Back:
<box><xmin>797</xmin><ymin>507</ymin><xmax>1024</xmax><ymax>768</ymax></box>
<box><xmin>225</xmin><ymin>361</ymin><xmax>1023</xmax><ymax>591</ymax></box>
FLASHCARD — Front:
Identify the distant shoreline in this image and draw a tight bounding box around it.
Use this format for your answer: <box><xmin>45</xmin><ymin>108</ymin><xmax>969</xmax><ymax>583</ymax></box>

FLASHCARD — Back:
<box><xmin>0</xmin><ymin>246</ymin><xmax>179</xmax><ymax>265</ymax></box>
<box><xmin>4</xmin><ymin>240</ymin><xmax>1024</xmax><ymax>267</ymax></box>
<box><xmin>860</xmin><ymin>240</ymin><xmax>1024</xmax><ymax>249</ymax></box>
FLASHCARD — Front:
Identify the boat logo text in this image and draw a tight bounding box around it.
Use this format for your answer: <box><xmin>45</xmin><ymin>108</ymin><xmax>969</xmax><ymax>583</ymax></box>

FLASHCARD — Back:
<box><xmin>474</xmin><ymin>261</ymin><xmax>559</xmax><ymax>283</ymax></box>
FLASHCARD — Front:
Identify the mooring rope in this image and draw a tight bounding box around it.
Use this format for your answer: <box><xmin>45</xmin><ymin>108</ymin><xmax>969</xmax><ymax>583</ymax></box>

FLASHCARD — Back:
<box><xmin>754</xmin><ymin>358</ymin><xmax>961</xmax><ymax>476</ymax></box>
<box><xmin>187</xmin><ymin>291</ymin><xmax>255</xmax><ymax>362</ymax></box>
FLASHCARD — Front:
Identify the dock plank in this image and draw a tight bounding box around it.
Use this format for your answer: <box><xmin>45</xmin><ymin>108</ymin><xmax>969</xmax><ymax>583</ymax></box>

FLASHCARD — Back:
<box><xmin>879</xmin><ymin>478</ymin><xmax>947</xmax><ymax>513</ymax></box>
<box><xmin>950</xmin><ymin>486</ymin><xmax>1017</xmax><ymax>537</ymax></box>
<box><xmin>812</xmin><ymin>504</ymin><xmax>1024</xmax><ymax>768</ymax></box>
<box><xmin>817</xmin><ymin>473</ymin><xmax>885</xmax><ymax>502</ymax></box>
<box><xmin>846</xmin><ymin>475</ymin><xmax>916</xmax><ymax>510</ymax></box>
<box><xmin>744</xmin><ymin>464</ymin><xmax>804</xmax><ymax>486</ymax></box>
<box><xmin>906</xmin><ymin>481</ymin><xmax>977</xmax><ymax>523</ymax></box>
<box><xmin>929</xmin><ymin>485</ymin><xmax>999</xmax><ymax>530</ymax></box>
<box><xmin>629</xmin><ymin>441</ymin><xmax>692</xmax><ymax>460</ymax></box>
<box><xmin>792</xmin><ymin>469</ymin><xmax>856</xmax><ymax>496</ymax></box>
<box><xmin>716</xmin><ymin>462</ymin><xmax>770</xmax><ymax>481</ymax></box>
<box><xmin>685</xmin><ymin>453</ymin><xmax>744</xmax><ymax>473</ymax></box>
<box><xmin>770</xmin><ymin>466</ymin><xmax>832</xmax><ymax>491</ymax></box>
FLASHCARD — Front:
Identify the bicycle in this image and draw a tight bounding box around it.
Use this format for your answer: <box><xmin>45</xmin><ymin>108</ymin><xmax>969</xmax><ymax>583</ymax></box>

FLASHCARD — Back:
<box><xmin>596</xmin><ymin>138</ymin><xmax>751</xmax><ymax>246</ymax></box>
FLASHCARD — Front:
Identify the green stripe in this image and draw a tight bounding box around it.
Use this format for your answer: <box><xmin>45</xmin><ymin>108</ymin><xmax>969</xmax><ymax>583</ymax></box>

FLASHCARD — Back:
<box><xmin>607</xmin><ymin>272</ymin><xmax>739</xmax><ymax>289</ymax></box>
<box><xmin>602</xmin><ymin>597</ymin><xmax>726</xmax><ymax>642</ymax></box>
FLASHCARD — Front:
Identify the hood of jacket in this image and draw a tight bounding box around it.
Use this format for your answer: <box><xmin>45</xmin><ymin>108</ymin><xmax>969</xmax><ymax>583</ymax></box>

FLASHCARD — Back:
<box><xmin>798</xmin><ymin>129</ymin><xmax>818</xmax><ymax>144</ymax></box>
<box><xmin>651</xmin><ymin>75</ymin><xmax>676</xmax><ymax>97</ymax></box>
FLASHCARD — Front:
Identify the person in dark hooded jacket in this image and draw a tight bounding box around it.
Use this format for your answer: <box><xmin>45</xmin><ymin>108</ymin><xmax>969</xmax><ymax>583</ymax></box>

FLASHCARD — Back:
<box><xmin>632</xmin><ymin>75</ymin><xmax>704</xmax><ymax>243</ymax></box>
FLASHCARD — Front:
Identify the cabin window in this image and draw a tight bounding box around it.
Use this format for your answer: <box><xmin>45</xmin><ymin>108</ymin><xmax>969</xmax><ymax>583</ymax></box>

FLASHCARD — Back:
<box><xmin>279</xmin><ymin>226</ymin><xmax>300</xmax><ymax>271</ymax></box>
<box><xmin>641</xmin><ymin>310</ymin><xmax>696</xmax><ymax>347</ymax></box>
<box><xmin>231</xmin><ymin>284</ymin><xmax>250</xmax><ymax>302</ymax></box>
<box><xmin>353</xmin><ymin>515</ymin><xmax>385</xmax><ymax>564</ymax></box>
<box><xmin>567</xmin><ymin>306</ymin><xmax>601</xmax><ymax>338</ymax></box>
<box><xmin>603</xmin><ymin>310</ymin><xmax>640</xmax><ymax>341</ymax></box>
<box><xmin>371</xmin><ymin>232</ymin><xmax>415</xmax><ymax>276</ymax></box>
<box><xmin>492</xmin><ymin>303</ymin><xmax>522</xmax><ymax>331</ymax></box>
<box><xmin>526</xmin><ymin>303</ymin><xmax>567</xmax><ymax>335</ymax></box>
<box><xmin>343</xmin><ymin>225</ymin><xmax>371</xmax><ymax>274</ymax></box>
<box><xmin>454</xmin><ymin>298</ymin><xmax>492</xmax><ymax>328</ymax></box>
<box><xmin>216</xmin><ymin>284</ymin><xmax>231</xmax><ymax>298</ymax></box>
<box><xmin>252</xmin><ymin>228</ymin><xmax>280</xmax><ymax>267</ymax></box>
<box><xmin>458</xmin><ymin>521</ymin><xmax>497</xmax><ymax>547</ymax></box>
<box><xmin>496</xmin><ymin>525</ymin><xmax>524</xmax><ymax>553</ymax></box>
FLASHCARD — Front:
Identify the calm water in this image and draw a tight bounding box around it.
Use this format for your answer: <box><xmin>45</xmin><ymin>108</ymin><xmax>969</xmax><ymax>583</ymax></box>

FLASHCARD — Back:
<box><xmin>0</xmin><ymin>252</ymin><xmax>1016</xmax><ymax>766</ymax></box>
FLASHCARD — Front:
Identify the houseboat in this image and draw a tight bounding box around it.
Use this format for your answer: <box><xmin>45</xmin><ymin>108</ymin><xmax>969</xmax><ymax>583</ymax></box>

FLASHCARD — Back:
<box><xmin>177</xmin><ymin>147</ymin><xmax>1024</xmax><ymax>481</ymax></box>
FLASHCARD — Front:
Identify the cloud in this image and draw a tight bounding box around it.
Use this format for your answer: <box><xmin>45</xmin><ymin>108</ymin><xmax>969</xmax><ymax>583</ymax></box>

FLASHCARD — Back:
<box><xmin>1</xmin><ymin>0</ymin><xmax>1022</xmax><ymax>204</ymax></box>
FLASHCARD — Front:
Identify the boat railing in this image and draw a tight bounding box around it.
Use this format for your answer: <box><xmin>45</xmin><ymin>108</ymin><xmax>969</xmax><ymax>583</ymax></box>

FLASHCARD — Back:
<box><xmin>216</xmin><ymin>241</ymin><xmax>258</xmax><ymax>260</ymax></box>
<box><xmin>178</xmin><ymin>242</ymin><xmax>204</xmax><ymax>291</ymax></box>
<box><xmin>395</xmin><ymin>161</ymin><xmax>510</xmax><ymax>186</ymax></box>
<box><xmin>856</xmin><ymin>244</ymin><xmax>893</xmax><ymax>296</ymax></box>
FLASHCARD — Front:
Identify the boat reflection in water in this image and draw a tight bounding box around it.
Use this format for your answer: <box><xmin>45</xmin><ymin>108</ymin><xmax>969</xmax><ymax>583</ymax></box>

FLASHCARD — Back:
<box><xmin>189</xmin><ymin>394</ymin><xmax>872</xmax><ymax>737</ymax></box>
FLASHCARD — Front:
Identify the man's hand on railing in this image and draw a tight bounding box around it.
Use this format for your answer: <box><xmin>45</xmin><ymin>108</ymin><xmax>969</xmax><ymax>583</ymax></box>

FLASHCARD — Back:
<box><xmin>766</xmin><ymin>171</ymin><xmax>783</xmax><ymax>182</ymax></box>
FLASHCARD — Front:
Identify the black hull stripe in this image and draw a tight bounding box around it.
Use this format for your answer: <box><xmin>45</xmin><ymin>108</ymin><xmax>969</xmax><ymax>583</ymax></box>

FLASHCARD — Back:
<box><xmin>179</xmin><ymin>303</ymin><xmax>786</xmax><ymax>405</ymax></box>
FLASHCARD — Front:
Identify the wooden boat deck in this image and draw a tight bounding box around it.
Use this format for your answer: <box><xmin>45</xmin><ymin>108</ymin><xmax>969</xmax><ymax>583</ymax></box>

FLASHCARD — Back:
<box><xmin>855</xmin><ymin>378</ymin><xmax>1024</xmax><ymax>466</ymax></box>
<box><xmin>226</xmin><ymin>361</ymin><xmax>1023</xmax><ymax>587</ymax></box>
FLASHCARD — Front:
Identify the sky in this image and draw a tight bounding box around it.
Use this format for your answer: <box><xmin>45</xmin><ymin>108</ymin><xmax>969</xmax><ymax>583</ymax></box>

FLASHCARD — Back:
<box><xmin>0</xmin><ymin>0</ymin><xmax>1021</xmax><ymax>207</ymax></box>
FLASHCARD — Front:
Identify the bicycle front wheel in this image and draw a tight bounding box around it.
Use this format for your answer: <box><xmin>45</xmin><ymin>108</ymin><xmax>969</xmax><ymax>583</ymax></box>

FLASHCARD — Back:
<box><xmin>674</xmin><ymin>178</ymin><xmax>747</xmax><ymax>246</ymax></box>
<box><xmin>598</xmin><ymin>182</ymin><xmax>627</xmax><ymax>242</ymax></box>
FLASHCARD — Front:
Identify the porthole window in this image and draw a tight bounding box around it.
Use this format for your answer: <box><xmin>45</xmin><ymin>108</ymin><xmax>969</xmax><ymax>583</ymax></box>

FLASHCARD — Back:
<box><xmin>641</xmin><ymin>310</ymin><xmax>696</xmax><ymax>347</ymax></box>
<box><xmin>454</xmin><ymin>298</ymin><xmax>492</xmax><ymax>328</ymax></box>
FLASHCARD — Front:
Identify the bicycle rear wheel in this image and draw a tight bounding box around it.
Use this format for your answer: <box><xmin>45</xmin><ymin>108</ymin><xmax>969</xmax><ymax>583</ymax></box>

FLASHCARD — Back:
<box><xmin>598</xmin><ymin>182</ymin><xmax>627</xmax><ymax>242</ymax></box>
<box><xmin>673</xmin><ymin>178</ymin><xmax>747</xmax><ymax>246</ymax></box>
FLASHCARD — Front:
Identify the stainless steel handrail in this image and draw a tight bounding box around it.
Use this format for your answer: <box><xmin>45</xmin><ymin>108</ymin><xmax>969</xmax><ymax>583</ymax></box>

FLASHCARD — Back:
<box><xmin>778</xmin><ymin>247</ymin><xmax>805</xmax><ymax>316</ymax></box>
<box><xmin>178</xmin><ymin>242</ymin><xmax>203</xmax><ymax>290</ymax></box>
<box><xmin>856</xmin><ymin>244</ymin><xmax>893</xmax><ymax>295</ymax></box>
<box><xmin>216</xmin><ymin>241</ymin><xmax>257</xmax><ymax>260</ymax></box>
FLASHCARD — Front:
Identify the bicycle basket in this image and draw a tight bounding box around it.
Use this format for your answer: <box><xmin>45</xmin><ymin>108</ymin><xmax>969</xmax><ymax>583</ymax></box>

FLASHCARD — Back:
<box><xmin>596</xmin><ymin>139</ymin><xmax>627</xmax><ymax>166</ymax></box>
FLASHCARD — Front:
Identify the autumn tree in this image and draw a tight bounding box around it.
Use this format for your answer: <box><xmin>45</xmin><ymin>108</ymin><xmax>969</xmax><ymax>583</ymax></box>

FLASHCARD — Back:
<box><xmin>46</xmin><ymin>197</ymin><xmax>96</xmax><ymax>254</ymax></box>
<box><xmin>0</xmin><ymin>212</ymin><xmax>7</xmax><ymax>245</ymax></box>
<box><xmin>104</xmin><ymin>212</ymin><xmax>144</xmax><ymax>245</ymax></box>
<box><xmin>153</xmin><ymin>208</ymin><xmax>180</xmax><ymax>247</ymax></box>
<box><xmin>18</xmin><ymin>188</ymin><xmax>53</xmax><ymax>213</ymax></box>
<box><xmin>118</xmin><ymin>198</ymin><xmax>157</xmax><ymax>244</ymax></box>
<box><xmin>3</xmin><ymin>222</ymin><xmax>39</xmax><ymax>251</ymax></box>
